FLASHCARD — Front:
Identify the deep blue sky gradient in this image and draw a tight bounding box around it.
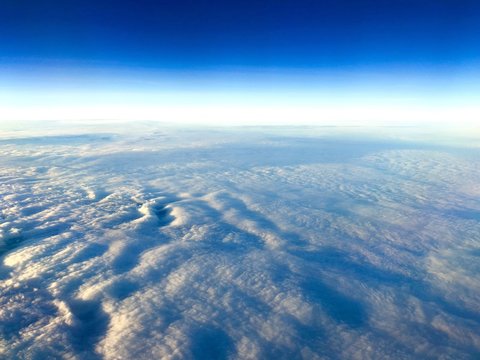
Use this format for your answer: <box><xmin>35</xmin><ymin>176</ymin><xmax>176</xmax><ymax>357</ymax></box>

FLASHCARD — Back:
<box><xmin>1</xmin><ymin>0</ymin><xmax>479</xmax><ymax>123</ymax></box>
<box><xmin>1</xmin><ymin>0</ymin><xmax>479</xmax><ymax>70</ymax></box>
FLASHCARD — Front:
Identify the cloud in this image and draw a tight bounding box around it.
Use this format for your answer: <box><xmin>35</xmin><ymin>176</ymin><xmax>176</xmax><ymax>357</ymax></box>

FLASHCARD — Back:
<box><xmin>1</xmin><ymin>123</ymin><xmax>479</xmax><ymax>359</ymax></box>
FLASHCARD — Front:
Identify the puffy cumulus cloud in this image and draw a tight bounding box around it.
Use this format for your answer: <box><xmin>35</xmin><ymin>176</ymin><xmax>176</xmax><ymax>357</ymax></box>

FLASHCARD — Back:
<box><xmin>0</xmin><ymin>124</ymin><xmax>479</xmax><ymax>359</ymax></box>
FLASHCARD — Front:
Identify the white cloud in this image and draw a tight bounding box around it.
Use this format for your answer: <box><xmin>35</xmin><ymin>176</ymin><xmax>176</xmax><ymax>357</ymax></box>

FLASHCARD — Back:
<box><xmin>0</xmin><ymin>123</ymin><xmax>479</xmax><ymax>359</ymax></box>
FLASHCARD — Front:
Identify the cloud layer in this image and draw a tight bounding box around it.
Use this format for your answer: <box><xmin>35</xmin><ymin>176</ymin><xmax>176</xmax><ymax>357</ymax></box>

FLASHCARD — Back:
<box><xmin>1</xmin><ymin>125</ymin><xmax>479</xmax><ymax>359</ymax></box>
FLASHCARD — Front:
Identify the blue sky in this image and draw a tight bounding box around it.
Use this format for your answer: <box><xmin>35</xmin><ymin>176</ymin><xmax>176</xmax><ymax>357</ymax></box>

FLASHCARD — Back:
<box><xmin>1</xmin><ymin>0</ymin><xmax>479</xmax><ymax>124</ymax></box>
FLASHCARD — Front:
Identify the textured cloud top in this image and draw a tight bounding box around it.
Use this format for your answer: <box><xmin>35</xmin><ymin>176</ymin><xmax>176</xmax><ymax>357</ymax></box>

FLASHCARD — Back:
<box><xmin>0</xmin><ymin>124</ymin><xmax>479</xmax><ymax>359</ymax></box>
